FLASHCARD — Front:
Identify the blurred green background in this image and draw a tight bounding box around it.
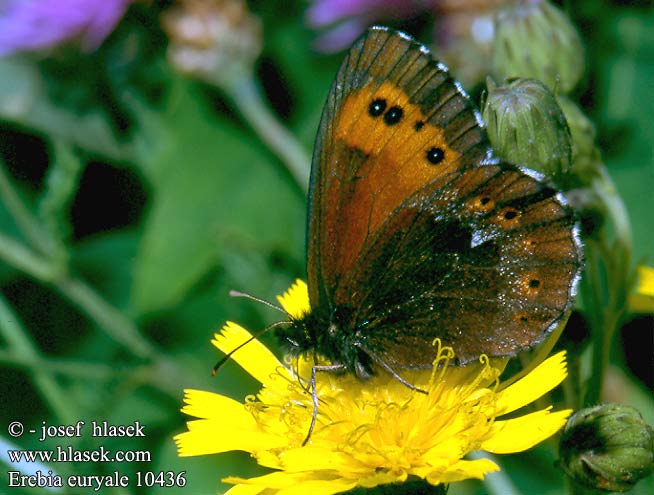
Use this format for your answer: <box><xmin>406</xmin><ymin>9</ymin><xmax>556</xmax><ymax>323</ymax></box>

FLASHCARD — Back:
<box><xmin>0</xmin><ymin>1</ymin><xmax>652</xmax><ymax>494</ymax></box>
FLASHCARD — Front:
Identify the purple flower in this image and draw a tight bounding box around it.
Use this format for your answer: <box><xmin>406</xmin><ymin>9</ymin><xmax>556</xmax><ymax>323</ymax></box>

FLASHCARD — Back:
<box><xmin>0</xmin><ymin>0</ymin><xmax>132</xmax><ymax>56</ymax></box>
<box><xmin>306</xmin><ymin>0</ymin><xmax>437</xmax><ymax>52</ymax></box>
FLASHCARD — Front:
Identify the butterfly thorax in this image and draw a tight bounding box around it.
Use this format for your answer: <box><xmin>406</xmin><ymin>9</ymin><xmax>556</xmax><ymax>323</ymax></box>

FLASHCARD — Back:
<box><xmin>278</xmin><ymin>306</ymin><xmax>375</xmax><ymax>379</ymax></box>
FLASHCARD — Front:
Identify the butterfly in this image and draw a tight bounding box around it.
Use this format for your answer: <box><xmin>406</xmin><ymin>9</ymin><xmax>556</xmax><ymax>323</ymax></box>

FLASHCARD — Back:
<box><xmin>275</xmin><ymin>25</ymin><xmax>582</xmax><ymax>383</ymax></box>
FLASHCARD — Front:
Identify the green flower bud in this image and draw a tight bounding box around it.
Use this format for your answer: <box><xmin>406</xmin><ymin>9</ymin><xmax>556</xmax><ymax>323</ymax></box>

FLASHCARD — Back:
<box><xmin>556</xmin><ymin>96</ymin><xmax>602</xmax><ymax>185</ymax></box>
<box><xmin>482</xmin><ymin>77</ymin><xmax>571</xmax><ymax>181</ymax></box>
<box><xmin>492</xmin><ymin>0</ymin><xmax>585</xmax><ymax>93</ymax></box>
<box><xmin>559</xmin><ymin>404</ymin><xmax>654</xmax><ymax>492</ymax></box>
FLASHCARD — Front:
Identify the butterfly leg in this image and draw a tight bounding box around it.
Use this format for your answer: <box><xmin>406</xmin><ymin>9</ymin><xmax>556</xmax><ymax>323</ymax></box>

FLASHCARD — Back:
<box><xmin>354</xmin><ymin>342</ymin><xmax>428</xmax><ymax>394</ymax></box>
<box><xmin>302</xmin><ymin>363</ymin><xmax>346</xmax><ymax>446</ymax></box>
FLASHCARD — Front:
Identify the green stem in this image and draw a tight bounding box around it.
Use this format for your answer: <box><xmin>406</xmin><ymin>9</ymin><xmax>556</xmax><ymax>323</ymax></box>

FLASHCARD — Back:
<box><xmin>0</xmin><ymin>232</ymin><xmax>57</xmax><ymax>280</ymax></box>
<box><xmin>563</xmin><ymin>353</ymin><xmax>582</xmax><ymax>411</ymax></box>
<box><xmin>55</xmin><ymin>276</ymin><xmax>157</xmax><ymax>360</ymax></box>
<box><xmin>0</xmin><ymin>159</ymin><xmax>54</xmax><ymax>255</ymax></box>
<box><xmin>585</xmin><ymin>306</ymin><xmax>615</xmax><ymax>406</ymax></box>
<box><xmin>1</xmin><ymin>149</ymin><xmax>159</xmax><ymax>360</ymax></box>
<box><xmin>0</xmin><ymin>232</ymin><xmax>158</xmax><ymax>360</ymax></box>
<box><xmin>0</xmin><ymin>348</ymin><xmax>119</xmax><ymax>380</ymax></box>
<box><xmin>38</xmin><ymin>141</ymin><xmax>84</xmax><ymax>258</ymax></box>
<box><xmin>0</xmin><ymin>57</ymin><xmax>142</xmax><ymax>163</ymax></box>
<box><xmin>595</xmin><ymin>169</ymin><xmax>632</xmax><ymax>254</ymax></box>
<box><xmin>581</xmin><ymin>164</ymin><xmax>634</xmax><ymax>407</ymax></box>
<box><xmin>0</xmin><ymin>296</ymin><xmax>76</xmax><ymax>422</ymax></box>
<box><xmin>582</xmin><ymin>243</ymin><xmax>606</xmax><ymax>406</ymax></box>
<box><xmin>225</xmin><ymin>75</ymin><xmax>310</xmax><ymax>192</ymax></box>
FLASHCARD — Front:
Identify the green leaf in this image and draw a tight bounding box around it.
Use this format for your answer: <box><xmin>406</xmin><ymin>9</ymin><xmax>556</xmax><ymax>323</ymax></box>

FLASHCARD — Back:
<box><xmin>73</xmin><ymin>229</ymin><xmax>141</xmax><ymax>312</ymax></box>
<box><xmin>592</xmin><ymin>12</ymin><xmax>654</xmax><ymax>263</ymax></box>
<box><xmin>131</xmin><ymin>79</ymin><xmax>304</xmax><ymax>315</ymax></box>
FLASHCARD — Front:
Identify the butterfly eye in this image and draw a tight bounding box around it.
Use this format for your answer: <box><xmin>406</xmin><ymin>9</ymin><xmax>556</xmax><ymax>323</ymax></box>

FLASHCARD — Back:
<box><xmin>368</xmin><ymin>98</ymin><xmax>387</xmax><ymax>117</ymax></box>
<box><xmin>426</xmin><ymin>147</ymin><xmax>445</xmax><ymax>164</ymax></box>
<box><xmin>383</xmin><ymin>106</ymin><xmax>403</xmax><ymax>125</ymax></box>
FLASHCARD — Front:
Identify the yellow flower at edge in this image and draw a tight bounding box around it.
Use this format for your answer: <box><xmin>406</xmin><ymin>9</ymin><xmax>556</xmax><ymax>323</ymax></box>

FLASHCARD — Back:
<box><xmin>175</xmin><ymin>280</ymin><xmax>572</xmax><ymax>495</ymax></box>
<box><xmin>630</xmin><ymin>265</ymin><xmax>654</xmax><ymax>313</ymax></box>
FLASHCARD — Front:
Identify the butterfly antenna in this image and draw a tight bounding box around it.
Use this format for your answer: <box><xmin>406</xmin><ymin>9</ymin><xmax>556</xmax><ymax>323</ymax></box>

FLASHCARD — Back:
<box><xmin>212</xmin><ymin>320</ymin><xmax>289</xmax><ymax>376</ymax></box>
<box><xmin>229</xmin><ymin>290</ymin><xmax>286</xmax><ymax>314</ymax></box>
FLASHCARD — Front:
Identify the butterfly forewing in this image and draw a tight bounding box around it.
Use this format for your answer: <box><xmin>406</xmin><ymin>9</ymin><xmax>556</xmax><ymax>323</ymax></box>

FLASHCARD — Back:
<box><xmin>306</xmin><ymin>26</ymin><xmax>582</xmax><ymax>368</ymax></box>
<box><xmin>308</xmin><ymin>27</ymin><xmax>491</xmax><ymax>311</ymax></box>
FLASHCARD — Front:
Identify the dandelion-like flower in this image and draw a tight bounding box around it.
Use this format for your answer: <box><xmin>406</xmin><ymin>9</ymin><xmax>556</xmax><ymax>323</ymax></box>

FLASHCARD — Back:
<box><xmin>175</xmin><ymin>280</ymin><xmax>572</xmax><ymax>494</ymax></box>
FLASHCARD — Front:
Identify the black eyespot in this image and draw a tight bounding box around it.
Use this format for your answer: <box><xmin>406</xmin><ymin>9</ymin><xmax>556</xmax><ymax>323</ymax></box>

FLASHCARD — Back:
<box><xmin>383</xmin><ymin>106</ymin><xmax>403</xmax><ymax>125</ymax></box>
<box><xmin>529</xmin><ymin>279</ymin><xmax>541</xmax><ymax>288</ymax></box>
<box><xmin>519</xmin><ymin>315</ymin><xmax>529</xmax><ymax>322</ymax></box>
<box><xmin>504</xmin><ymin>210</ymin><xmax>518</xmax><ymax>220</ymax></box>
<box><xmin>480</xmin><ymin>197</ymin><xmax>491</xmax><ymax>205</ymax></box>
<box><xmin>426</xmin><ymin>147</ymin><xmax>445</xmax><ymax>164</ymax></box>
<box><xmin>414</xmin><ymin>120</ymin><xmax>425</xmax><ymax>131</ymax></box>
<box><xmin>368</xmin><ymin>98</ymin><xmax>387</xmax><ymax>117</ymax></box>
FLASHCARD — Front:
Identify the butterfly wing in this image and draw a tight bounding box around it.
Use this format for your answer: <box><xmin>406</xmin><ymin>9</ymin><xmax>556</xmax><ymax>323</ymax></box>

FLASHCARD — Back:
<box><xmin>308</xmin><ymin>26</ymin><xmax>491</xmax><ymax>310</ymax></box>
<box><xmin>346</xmin><ymin>164</ymin><xmax>582</xmax><ymax>365</ymax></box>
<box><xmin>307</xmin><ymin>27</ymin><xmax>582</xmax><ymax>366</ymax></box>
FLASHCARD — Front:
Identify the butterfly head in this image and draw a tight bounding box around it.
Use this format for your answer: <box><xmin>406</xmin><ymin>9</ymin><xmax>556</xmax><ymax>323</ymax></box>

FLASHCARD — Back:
<box><xmin>277</xmin><ymin>306</ymin><xmax>375</xmax><ymax>380</ymax></box>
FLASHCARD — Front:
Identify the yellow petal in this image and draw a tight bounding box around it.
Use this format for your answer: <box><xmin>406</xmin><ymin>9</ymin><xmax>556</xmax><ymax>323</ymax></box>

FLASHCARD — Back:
<box><xmin>225</xmin><ymin>471</ymin><xmax>354</xmax><ymax>494</ymax></box>
<box><xmin>277</xmin><ymin>479</ymin><xmax>358</xmax><ymax>495</ymax></box>
<box><xmin>481</xmin><ymin>408</ymin><xmax>572</xmax><ymax>454</ymax></box>
<box><xmin>175</xmin><ymin>417</ymin><xmax>288</xmax><ymax>456</ymax></box>
<box><xmin>224</xmin><ymin>485</ymin><xmax>266</xmax><ymax>495</ymax></box>
<box><xmin>630</xmin><ymin>266</ymin><xmax>654</xmax><ymax>312</ymax></box>
<box><xmin>430</xmin><ymin>458</ymin><xmax>499</xmax><ymax>483</ymax></box>
<box><xmin>180</xmin><ymin>389</ymin><xmax>253</xmax><ymax>425</ymax></box>
<box><xmin>636</xmin><ymin>266</ymin><xmax>654</xmax><ymax>296</ymax></box>
<box><xmin>495</xmin><ymin>351</ymin><xmax>567</xmax><ymax>415</ymax></box>
<box><xmin>276</xmin><ymin>279</ymin><xmax>310</xmax><ymax>318</ymax></box>
<box><xmin>212</xmin><ymin>321</ymin><xmax>282</xmax><ymax>383</ymax></box>
<box><xmin>224</xmin><ymin>472</ymin><xmax>302</xmax><ymax>489</ymax></box>
<box><xmin>422</xmin><ymin>437</ymin><xmax>467</xmax><ymax>464</ymax></box>
<box><xmin>175</xmin><ymin>391</ymin><xmax>288</xmax><ymax>456</ymax></box>
<box><xmin>276</xmin><ymin>447</ymin><xmax>354</xmax><ymax>473</ymax></box>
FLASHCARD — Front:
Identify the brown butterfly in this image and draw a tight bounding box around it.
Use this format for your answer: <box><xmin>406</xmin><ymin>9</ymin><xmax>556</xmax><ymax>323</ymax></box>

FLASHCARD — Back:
<box><xmin>276</xmin><ymin>26</ymin><xmax>582</xmax><ymax>392</ymax></box>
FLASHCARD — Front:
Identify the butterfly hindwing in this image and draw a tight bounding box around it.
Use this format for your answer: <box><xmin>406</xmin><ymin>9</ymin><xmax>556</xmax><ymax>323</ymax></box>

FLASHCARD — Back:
<box><xmin>345</xmin><ymin>164</ymin><xmax>580</xmax><ymax>366</ymax></box>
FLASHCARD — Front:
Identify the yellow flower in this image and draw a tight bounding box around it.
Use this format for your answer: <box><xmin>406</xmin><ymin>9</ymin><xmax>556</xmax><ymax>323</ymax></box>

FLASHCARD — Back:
<box><xmin>630</xmin><ymin>265</ymin><xmax>654</xmax><ymax>313</ymax></box>
<box><xmin>175</xmin><ymin>280</ymin><xmax>572</xmax><ymax>495</ymax></box>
